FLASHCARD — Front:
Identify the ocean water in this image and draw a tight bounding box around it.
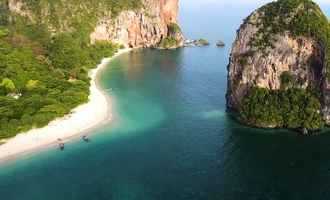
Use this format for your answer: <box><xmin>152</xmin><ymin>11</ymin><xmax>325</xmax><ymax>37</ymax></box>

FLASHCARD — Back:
<box><xmin>1</xmin><ymin>2</ymin><xmax>330</xmax><ymax>200</ymax></box>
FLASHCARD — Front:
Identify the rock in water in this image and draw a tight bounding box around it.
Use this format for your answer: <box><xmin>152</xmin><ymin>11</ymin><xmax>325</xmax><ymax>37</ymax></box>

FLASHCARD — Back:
<box><xmin>216</xmin><ymin>40</ymin><xmax>225</xmax><ymax>47</ymax></box>
<box><xmin>226</xmin><ymin>0</ymin><xmax>330</xmax><ymax>131</ymax></box>
<box><xmin>196</xmin><ymin>39</ymin><xmax>210</xmax><ymax>46</ymax></box>
<box><xmin>183</xmin><ymin>39</ymin><xmax>210</xmax><ymax>47</ymax></box>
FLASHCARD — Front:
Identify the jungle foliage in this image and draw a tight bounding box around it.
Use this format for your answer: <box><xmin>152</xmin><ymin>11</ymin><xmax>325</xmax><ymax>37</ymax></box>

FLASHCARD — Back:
<box><xmin>0</xmin><ymin>0</ymin><xmax>141</xmax><ymax>139</ymax></box>
<box><xmin>240</xmin><ymin>87</ymin><xmax>323</xmax><ymax>130</ymax></box>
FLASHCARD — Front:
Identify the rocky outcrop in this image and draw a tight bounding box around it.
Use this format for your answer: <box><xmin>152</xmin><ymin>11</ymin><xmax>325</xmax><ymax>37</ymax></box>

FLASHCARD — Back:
<box><xmin>90</xmin><ymin>0</ymin><xmax>184</xmax><ymax>48</ymax></box>
<box><xmin>226</xmin><ymin>0</ymin><xmax>329</xmax><ymax>130</ymax></box>
<box><xmin>184</xmin><ymin>39</ymin><xmax>210</xmax><ymax>47</ymax></box>
<box><xmin>227</xmin><ymin>26</ymin><xmax>324</xmax><ymax>110</ymax></box>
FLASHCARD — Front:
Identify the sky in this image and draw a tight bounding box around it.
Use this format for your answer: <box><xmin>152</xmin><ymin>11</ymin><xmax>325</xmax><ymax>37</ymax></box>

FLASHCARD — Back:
<box><xmin>179</xmin><ymin>0</ymin><xmax>330</xmax><ymax>42</ymax></box>
<box><xmin>180</xmin><ymin>0</ymin><xmax>330</xmax><ymax>17</ymax></box>
<box><xmin>181</xmin><ymin>0</ymin><xmax>330</xmax><ymax>6</ymax></box>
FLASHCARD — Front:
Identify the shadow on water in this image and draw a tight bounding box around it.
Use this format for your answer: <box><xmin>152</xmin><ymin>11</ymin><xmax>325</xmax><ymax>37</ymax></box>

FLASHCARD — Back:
<box><xmin>218</xmin><ymin>115</ymin><xmax>330</xmax><ymax>199</ymax></box>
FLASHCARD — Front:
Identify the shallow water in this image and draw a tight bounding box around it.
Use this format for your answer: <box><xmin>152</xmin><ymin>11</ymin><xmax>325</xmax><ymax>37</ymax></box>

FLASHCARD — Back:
<box><xmin>1</xmin><ymin>2</ymin><xmax>330</xmax><ymax>200</ymax></box>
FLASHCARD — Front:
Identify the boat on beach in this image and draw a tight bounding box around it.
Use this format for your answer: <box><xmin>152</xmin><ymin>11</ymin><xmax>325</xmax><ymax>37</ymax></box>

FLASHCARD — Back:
<box><xmin>59</xmin><ymin>143</ymin><xmax>65</xmax><ymax>151</ymax></box>
<box><xmin>57</xmin><ymin>139</ymin><xmax>65</xmax><ymax>150</ymax></box>
<box><xmin>82</xmin><ymin>135</ymin><xmax>90</xmax><ymax>143</ymax></box>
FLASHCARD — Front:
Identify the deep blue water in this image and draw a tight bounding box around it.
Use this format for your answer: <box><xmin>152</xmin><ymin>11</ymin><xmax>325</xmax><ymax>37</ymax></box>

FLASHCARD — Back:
<box><xmin>1</xmin><ymin>2</ymin><xmax>330</xmax><ymax>200</ymax></box>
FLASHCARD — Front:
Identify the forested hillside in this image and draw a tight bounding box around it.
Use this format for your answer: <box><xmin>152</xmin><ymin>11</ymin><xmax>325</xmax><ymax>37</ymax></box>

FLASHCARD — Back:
<box><xmin>0</xmin><ymin>0</ymin><xmax>141</xmax><ymax>139</ymax></box>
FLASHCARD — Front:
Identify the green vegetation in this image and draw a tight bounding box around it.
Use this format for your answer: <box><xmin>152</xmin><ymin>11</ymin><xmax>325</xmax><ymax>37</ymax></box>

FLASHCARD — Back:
<box><xmin>168</xmin><ymin>23</ymin><xmax>181</xmax><ymax>34</ymax></box>
<box><xmin>280</xmin><ymin>71</ymin><xmax>295</xmax><ymax>89</ymax></box>
<box><xmin>0</xmin><ymin>28</ymin><xmax>8</xmax><ymax>38</ymax></box>
<box><xmin>248</xmin><ymin>0</ymin><xmax>330</xmax><ymax>79</ymax></box>
<box><xmin>158</xmin><ymin>23</ymin><xmax>182</xmax><ymax>49</ymax></box>
<box><xmin>197</xmin><ymin>39</ymin><xmax>210</xmax><ymax>46</ymax></box>
<box><xmin>24</xmin><ymin>0</ymin><xmax>142</xmax><ymax>28</ymax></box>
<box><xmin>238</xmin><ymin>57</ymin><xmax>248</xmax><ymax>66</ymax></box>
<box><xmin>159</xmin><ymin>36</ymin><xmax>180</xmax><ymax>49</ymax></box>
<box><xmin>0</xmin><ymin>0</ymin><xmax>142</xmax><ymax>139</ymax></box>
<box><xmin>240</xmin><ymin>87</ymin><xmax>323</xmax><ymax>130</ymax></box>
<box><xmin>0</xmin><ymin>1</ymin><xmax>9</xmax><ymax>26</ymax></box>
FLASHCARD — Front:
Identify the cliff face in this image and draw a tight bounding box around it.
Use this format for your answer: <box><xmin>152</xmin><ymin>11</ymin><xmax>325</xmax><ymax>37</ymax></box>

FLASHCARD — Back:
<box><xmin>90</xmin><ymin>0</ymin><xmax>183</xmax><ymax>48</ymax></box>
<box><xmin>226</xmin><ymin>0</ymin><xmax>329</xmax><ymax>131</ymax></box>
<box><xmin>227</xmin><ymin>12</ymin><xmax>324</xmax><ymax>110</ymax></box>
<box><xmin>7</xmin><ymin>0</ymin><xmax>184</xmax><ymax>48</ymax></box>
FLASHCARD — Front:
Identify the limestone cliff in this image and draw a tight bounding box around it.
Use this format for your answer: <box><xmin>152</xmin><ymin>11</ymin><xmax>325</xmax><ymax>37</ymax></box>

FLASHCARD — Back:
<box><xmin>226</xmin><ymin>0</ymin><xmax>330</xmax><ymax>131</ymax></box>
<box><xmin>90</xmin><ymin>0</ymin><xmax>184</xmax><ymax>48</ymax></box>
<box><xmin>227</xmin><ymin>17</ymin><xmax>324</xmax><ymax>110</ymax></box>
<box><xmin>7</xmin><ymin>0</ymin><xmax>184</xmax><ymax>48</ymax></box>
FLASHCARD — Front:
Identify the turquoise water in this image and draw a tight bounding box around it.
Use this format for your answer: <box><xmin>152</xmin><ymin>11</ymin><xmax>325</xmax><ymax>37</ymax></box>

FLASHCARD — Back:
<box><xmin>1</xmin><ymin>2</ymin><xmax>330</xmax><ymax>200</ymax></box>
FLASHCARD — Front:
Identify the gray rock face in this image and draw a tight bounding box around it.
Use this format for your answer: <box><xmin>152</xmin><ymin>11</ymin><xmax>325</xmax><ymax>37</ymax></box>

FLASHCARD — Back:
<box><xmin>216</xmin><ymin>41</ymin><xmax>225</xmax><ymax>47</ymax></box>
<box><xmin>90</xmin><ymin>0</ymin><xmax>184</xmax><ymax>48</ymax></box>
<box><xmin>226</xmin><ymin>10</ymin><xmax>325</xmax><ymax>114</ymax></box>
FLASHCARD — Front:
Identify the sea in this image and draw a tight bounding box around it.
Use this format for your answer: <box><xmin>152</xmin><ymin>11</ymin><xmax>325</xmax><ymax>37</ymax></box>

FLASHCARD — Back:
<box><xmin>1</xmin><ymin>1</ymin><xmax>330</xmax><ymax>199</ymax></box>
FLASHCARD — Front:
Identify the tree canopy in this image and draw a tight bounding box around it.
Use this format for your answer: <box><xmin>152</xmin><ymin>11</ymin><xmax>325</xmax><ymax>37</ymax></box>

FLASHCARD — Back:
<box><xmin>0</xmin><ymin>0</ymin><xmax>138</xmax><ymax>139</ymax></box>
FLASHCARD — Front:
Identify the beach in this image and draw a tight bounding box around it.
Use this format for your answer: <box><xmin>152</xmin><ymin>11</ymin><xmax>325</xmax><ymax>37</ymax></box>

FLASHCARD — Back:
<box><xmin>0</xmin><ymin>48</ymin><xmax>131</xmax><ymax>162</ymax></box>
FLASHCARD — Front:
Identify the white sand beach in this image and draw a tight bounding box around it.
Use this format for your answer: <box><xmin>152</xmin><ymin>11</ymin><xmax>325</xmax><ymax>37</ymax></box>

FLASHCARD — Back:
<box><xmin>0</xmin><ymin>48</ymin><xmax>131</xmax><ymax>162</ymax></box>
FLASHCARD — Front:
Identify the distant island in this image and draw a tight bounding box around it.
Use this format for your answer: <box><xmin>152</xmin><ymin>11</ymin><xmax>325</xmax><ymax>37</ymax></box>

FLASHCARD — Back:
<box><xmin>184</xmin><ymin>39</ymin><xmax>210</xmax><ymax>47</ymax></box>
<box><xmin>226</xmin><ymin>0</ymin><xmax>330</xmax><ymax>134</ymax></box>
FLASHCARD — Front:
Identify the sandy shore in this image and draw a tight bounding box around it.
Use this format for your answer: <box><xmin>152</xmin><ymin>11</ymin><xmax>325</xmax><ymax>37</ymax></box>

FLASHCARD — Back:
<box><xmin>0</xmin><ymin>48</ymin><xmax>131</xmax><ymax>162</ymax></box>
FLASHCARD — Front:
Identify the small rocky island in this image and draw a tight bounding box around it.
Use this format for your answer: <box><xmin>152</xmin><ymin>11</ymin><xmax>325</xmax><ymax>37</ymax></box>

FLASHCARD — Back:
<box><xmin>226</xmin><ymin>0</ymin><xmax>330</xmax><ymax>134</ymax></box>
<box><xmin>216</xmin><ymin>40</ymin><xmax>225</xmax><ymax>47</ymax></box>
<box><xmin>184</xmin><ymin>39</ymin><xmax>210</xmax><ymax>47</ymax></box>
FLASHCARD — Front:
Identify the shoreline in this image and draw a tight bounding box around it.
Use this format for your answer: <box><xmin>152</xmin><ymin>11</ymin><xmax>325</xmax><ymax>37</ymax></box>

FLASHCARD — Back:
<box><xmin>0</xmin><ymin>48</ymin><xmax>132</xmax><ymax>163</ymax></box>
